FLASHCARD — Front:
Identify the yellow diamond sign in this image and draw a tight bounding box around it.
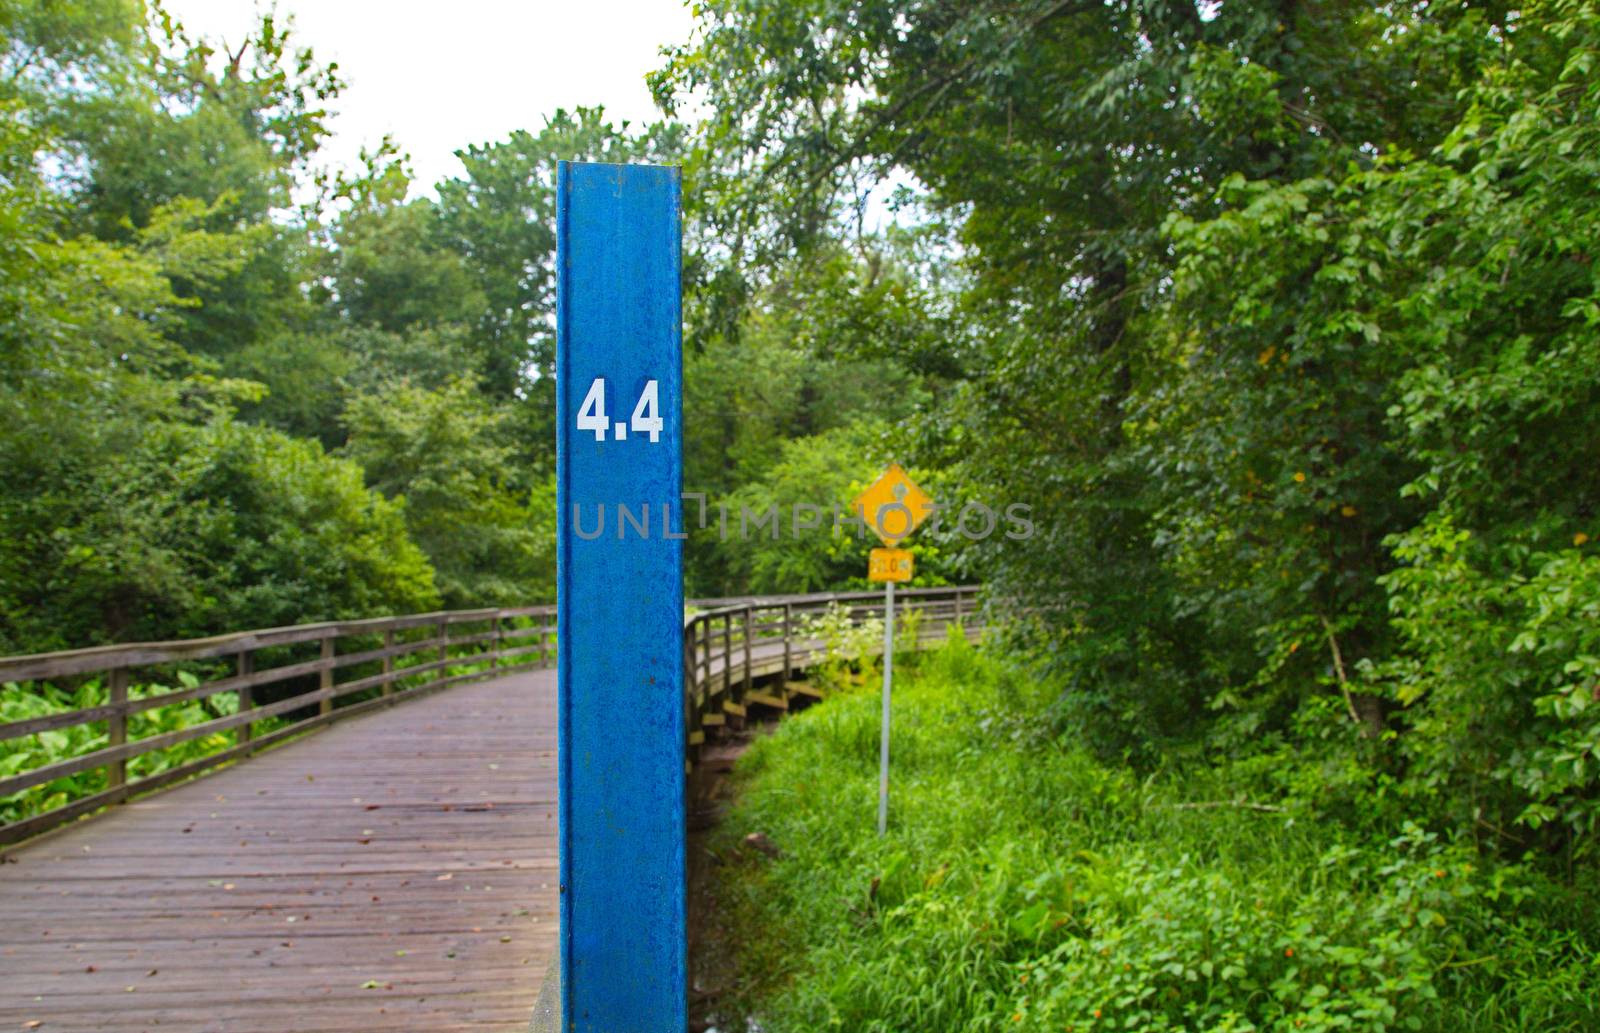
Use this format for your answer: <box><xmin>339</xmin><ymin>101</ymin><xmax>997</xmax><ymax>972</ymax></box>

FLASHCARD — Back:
<box><xmin>853</xmin><ymin>464</ymin><xmax>933</xmax><ymax>545</ymax></box>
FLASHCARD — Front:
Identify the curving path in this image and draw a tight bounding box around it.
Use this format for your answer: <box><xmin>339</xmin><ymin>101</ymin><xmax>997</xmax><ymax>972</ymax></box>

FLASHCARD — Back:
<box><xmin>0</xmin><ymin>669</ymin><xmax>558</xmax><ymax>1033</ymax></box>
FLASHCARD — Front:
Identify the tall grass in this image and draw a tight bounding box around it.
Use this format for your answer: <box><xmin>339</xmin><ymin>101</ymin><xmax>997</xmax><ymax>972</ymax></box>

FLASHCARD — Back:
<box><xmin>701</xmin><ymin>629</ymin><xmax>1600</xmax><ymax>1032</ymax></box>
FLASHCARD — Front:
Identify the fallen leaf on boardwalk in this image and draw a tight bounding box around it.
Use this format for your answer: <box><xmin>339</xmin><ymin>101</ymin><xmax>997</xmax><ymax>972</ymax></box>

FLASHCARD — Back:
<box><xmin>435</xmin><ymin>874</ymin><xmax>452</xmax><ymax>881</ymax></box>
<box><xmin>84</xmin><ymin>965</ymin><xmax>95</xmax><ymax>973</ymax></box>
<box><xmin>361</xmin><ymin>980</ymin><xmax>381</xmax><ymax>989</ymax></box>
<box><xmin>499</xmin><ymin>935</ymin><xmax>512</xmax><ymax>943</ymax></box>
<box><xmin>223</xmin><ymin>884</ymin><xmax>234</xmax><ymax>891</ymax></box>
<box><xmin>394</xmin><ymin>950</ymin><xmax>407</xmax><ymax>957</ymax></box>
<box><xmin>24</xmin><ymin>1018</ymin><xmax>43</xmax><ymax>1028</ymax></box>
<box><xmin>364</xmin><ymin>804</ymin><xmax>381</xmax><ymax>810</ymax></box>
<box><xmin>146</xmin><ymin>969</ymin><xmax>157</xmax><ymax>977</ymax></box>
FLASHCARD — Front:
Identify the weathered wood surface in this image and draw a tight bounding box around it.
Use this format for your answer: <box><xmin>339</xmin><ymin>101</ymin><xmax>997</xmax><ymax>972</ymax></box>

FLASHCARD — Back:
<box><xmin>0</xmin><ymin>668</ymin><xmax>557</xmax><ymax>1033</ymax></box>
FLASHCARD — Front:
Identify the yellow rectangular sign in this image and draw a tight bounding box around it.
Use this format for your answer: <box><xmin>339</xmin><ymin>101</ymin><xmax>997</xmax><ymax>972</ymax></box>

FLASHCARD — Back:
<box><xmin>868</xmin><ymin>548</ymin><xmax>914</xmax><ymax>582</ymax></box>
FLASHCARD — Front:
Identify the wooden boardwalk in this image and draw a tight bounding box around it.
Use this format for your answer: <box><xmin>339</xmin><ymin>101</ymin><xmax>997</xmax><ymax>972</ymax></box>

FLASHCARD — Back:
<box><xmin>0</xmin><ymin>669</ymin><xmax>557</xmax><ymax>1033</ymax></box>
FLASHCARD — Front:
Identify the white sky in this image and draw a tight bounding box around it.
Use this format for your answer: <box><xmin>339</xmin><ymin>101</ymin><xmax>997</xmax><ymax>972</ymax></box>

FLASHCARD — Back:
<box><xmin>163</xmin><ymin>1</ymin><xmax>697</xmax><ymax>195</ymax></box>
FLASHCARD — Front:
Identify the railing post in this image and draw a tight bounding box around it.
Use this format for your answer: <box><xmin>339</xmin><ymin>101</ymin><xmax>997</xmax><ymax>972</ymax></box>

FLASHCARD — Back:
<box><xmin>741</xmin><ymin>605</ymin><xmax>753</xmax><ymax>700</ymax></box>
<box><xmin>723</xmin><ymin>611</ymin><xmax>733</xmax><ymax>699</ymax></box>
<box><xmin>683</xmin><ymin>623</ymin><xmax>696</xmax><ymax>699</ymax></box>
<box><xmin>237</xmin><ymin>650</ymin><xmax>254</xmax><ymax>748</ymax></box>
<box><xmin>953</xmin><ymin>587</ymin><xmax>963</xmax><ymax>626</ymax></box>
<box><xmin>683</xmin><ymin>623</ymin><xmax>699</xmax><ymax>771</ymax></box>
<box><xmin>319</xmin><ymin>635</ymin><xmax>334</xmax><ymax>716</ymax></box>
<box><xmin>491</xmin><ymin>615</ymin><xmax>501</xmax><ymax>670</ymax></box>
<box><xmin>783</xmin><ymin>602</ymin><xmax>793</xmax><ymax>684</ymax></box>
<box><xmin>382</xmin><ymin>628</ymin><xmax>395</xmax><ymax>697</ymax></box>
<box><xmin>107</xmin><ymin>667</ymin><xmax>128</xmax><ymax>791</ymax></box>
<box><xmin>437</xmin><ymin>618</ymin><xmax>449</xmax><ymax>681</ymax></box>
<box><xmin>699</xmin><ymin>619</ymin><xmax>710</xmax><ymax>699</ymax></box>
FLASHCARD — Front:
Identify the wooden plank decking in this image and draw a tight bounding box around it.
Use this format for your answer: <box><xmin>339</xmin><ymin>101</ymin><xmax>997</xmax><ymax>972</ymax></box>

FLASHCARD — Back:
<box><xmin>0</xmin><ymin>668</ymin><xmax>558</xmax><ymax>1033</ymax></box>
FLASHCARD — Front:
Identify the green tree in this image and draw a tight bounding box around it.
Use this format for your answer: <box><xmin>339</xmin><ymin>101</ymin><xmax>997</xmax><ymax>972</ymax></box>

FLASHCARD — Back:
<box><xmin>341</xmin><ymin>378</ymin><xmax>555</xmax><ymax>607</ymax></box>
<box><xmin>654</xmin><ymin>0</ymin><xmax>1508</xmax><ymax>755</ymax></box>
<box><xmin>0</xmin><ymin>1</ymin><xmax>443</xmax><ymax>653</ymax></box>
<box><xmin>1156</xmin><ymin>0</ymin><xmax>1600</xmax><ymax>850</ymax></box>
<box><xmin>435</xmin><ymin>108</ymin><xmax>685</xmax><ymax>395</ymax></box>
<box><xmin>1</xmin><ymin>415</ymin><xmax>438</xmax><ymax>652</ymax></box>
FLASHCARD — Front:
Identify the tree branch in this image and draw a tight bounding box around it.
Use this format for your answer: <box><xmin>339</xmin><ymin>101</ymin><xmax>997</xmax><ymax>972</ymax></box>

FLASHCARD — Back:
<box><xmin>1159</xmin><ymin>799</ymin><xmax>1286</xmax><ymax>813</ymax></box>
<box><xmin>1319</xmin><ymin>613</ymin><xmax>1365</xmax><ymax>728</ymax></box>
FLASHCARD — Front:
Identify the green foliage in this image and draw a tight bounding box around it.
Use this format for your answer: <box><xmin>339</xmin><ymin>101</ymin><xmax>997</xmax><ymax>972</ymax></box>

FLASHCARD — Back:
<box><xmin>435</xmin><ymin>107</ymin><xmax>685</xmax><ymax>402</ymax></box>
<box><xmin>341</xmin><ymin>378</ymin><xmax>554</xmax><ymax>607</ymax></box>
<box><xmin>1</xmin><ymin>416</ymin><xmax>438</xmax><ymax>652</ymax></box>
<box><xmin>715</xmin><ymin>425</ymin><xmax>882</xmax><ymax>594</ymax></box>
<box><xmin>1147</xmin><ymin>0</ymin><xmax>1600</xmax><ymax>850</ymax></box>
<box><xmin>0</xmin><ymin>674</ymin><xmax>282</xmax><ymax>824</ymax></box>
<box><xmin>1</xmin><ymin>1</ymin><xmax>575</xmax><ymax>654</ymax></box>
<box><xmin>659</xmin><ymin>0</ymin><xmax>1600</xmax><ymax>874</ymax></box>
<box><xmin>680</xmin><ymin>236</ymin><xmax>957</xmax><ymax>596</ymax></box>
<box><xmin>798</xmin><ymin>601</ymin><xmax>884</xmax><ymax>691</ymax></box>
<box><xmin>4</xmin><ymin>0</ymin><xmax>1597</xmax><ymax>942</ymax></box>
<box><xmin>1382</xmin><ymin>520</ymin><xmax>1600</xmax><ymax>858</ymax></box>
<box><xmin>329</xmin><ymin>186</ymin><xmax>486</xmax><ymax>338</ymax></box>
<box><xmin>703</xmin><ymin>642</ymin><xmax>1600</xmax><ymax>1032</ymax></box>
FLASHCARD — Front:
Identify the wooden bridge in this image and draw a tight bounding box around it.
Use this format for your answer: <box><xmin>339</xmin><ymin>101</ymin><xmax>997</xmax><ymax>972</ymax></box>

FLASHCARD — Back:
<box><xmin>0</xmin><ymin>587</ymin><xmax>979</xmax><ymax>1032</ymax></box>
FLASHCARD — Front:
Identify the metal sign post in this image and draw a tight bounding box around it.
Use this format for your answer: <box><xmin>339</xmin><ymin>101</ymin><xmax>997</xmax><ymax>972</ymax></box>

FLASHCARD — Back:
<box><xmin>555</xmin><ymin>161</ymin><xmax>686</xmax><ymax>1031</ymax></box>
<box><xmin>855</xmin><ymin>466</ymin><xmax>929</xmax><ymax>837</ymax></box>
<box><xmin>879</xmin><ymin>578</ymin><xmax>894</xmax><ymax>836</ymax></box>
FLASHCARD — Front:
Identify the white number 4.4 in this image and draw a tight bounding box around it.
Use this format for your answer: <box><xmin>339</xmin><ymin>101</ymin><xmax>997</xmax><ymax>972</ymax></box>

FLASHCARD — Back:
<box><xmin>576</xmin><ymin>378</ymin><xmax>663</xmax><ymax>443</ymax></box>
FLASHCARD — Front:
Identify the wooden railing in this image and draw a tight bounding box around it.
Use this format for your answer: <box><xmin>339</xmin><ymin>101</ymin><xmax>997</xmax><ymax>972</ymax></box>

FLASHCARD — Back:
<box><xmin>0</xmin><ymin>585</ymin><xmax>983</xmax><ymax>847</ymax></box>
<box><xmin>681</xmin><ymin>585</ymin><xmax>982</xmax><ymax>770</ymax></box>
<box><xmin>0</xmin><ymin>606</ymin><xmax>556</xmax><ymax>846</ymax></box>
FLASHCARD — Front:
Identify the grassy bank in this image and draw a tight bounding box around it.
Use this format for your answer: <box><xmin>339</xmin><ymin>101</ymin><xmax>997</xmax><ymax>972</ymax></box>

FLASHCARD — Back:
<box><xmin>696</xmin><ymin>631</ymin><xmax>1598</xmax><ymax>1032</ymax></box>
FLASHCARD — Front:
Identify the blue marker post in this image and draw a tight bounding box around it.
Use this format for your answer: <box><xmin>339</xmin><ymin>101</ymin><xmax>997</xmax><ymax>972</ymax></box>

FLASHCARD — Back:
<box><xmin>555</xmin><ymin>162</ymin><xmax>686</xmax><ymax>1030</ymax></box>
